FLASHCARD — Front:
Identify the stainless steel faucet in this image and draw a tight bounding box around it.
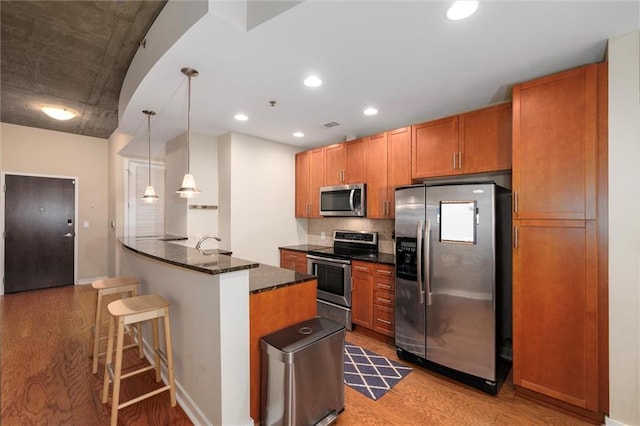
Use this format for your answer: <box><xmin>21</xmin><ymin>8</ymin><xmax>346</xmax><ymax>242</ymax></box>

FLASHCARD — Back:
<box><xmin>195</xmin><ymin>235</ymin><xmax>222</xmax><ymax>249</ymax></box>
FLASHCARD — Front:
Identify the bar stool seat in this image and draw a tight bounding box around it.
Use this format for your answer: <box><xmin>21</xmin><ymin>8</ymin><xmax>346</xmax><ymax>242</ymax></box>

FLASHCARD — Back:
<box><xmin>101</xmin><ymin>294</ymin><xmax>176</xmax><ymax>426</ymax></box>
<box><xmin>90</xmin><ymin>276</ymin><xmax>143</xmax><ymax>374</ymax></box>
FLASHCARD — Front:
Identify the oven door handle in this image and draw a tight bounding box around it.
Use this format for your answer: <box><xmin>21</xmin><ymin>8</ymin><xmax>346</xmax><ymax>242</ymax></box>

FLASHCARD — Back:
<box><xmin>306</xmin><ymin>254</ymin><xmax>351</xmax><ymax>265</ymax></box>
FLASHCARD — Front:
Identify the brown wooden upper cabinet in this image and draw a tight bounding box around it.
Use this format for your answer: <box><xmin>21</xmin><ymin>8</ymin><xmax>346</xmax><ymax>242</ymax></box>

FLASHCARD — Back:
<box><xmin>366</xmin><ymin>127</ymin><xmax>412</xmax><ymax>218</ymax></box>
<box><xmin>324</xmin><ymin>138</ymin><xmax>367</xmax><ymax>185</ymax></box>
<box><xmin>512</xmin><ymin>65</ymin><xmax>597</xmax><ymax>220</ymax></box>
<box><xmin>411</xmin><ymin>103</ymin><xmax>512</xmax><ymax>180</ymax></box>
<box><xmin>295</xmin><ymin>148</ymin><xmax>324</xmax><ymax>218</ymax></box>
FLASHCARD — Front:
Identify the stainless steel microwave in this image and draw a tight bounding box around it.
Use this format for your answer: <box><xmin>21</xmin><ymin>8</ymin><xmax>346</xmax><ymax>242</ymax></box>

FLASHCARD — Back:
<box><xmin>319</xmin><ymin>183</ymin><xmax>366</xmax><ymax>217</ymax></box>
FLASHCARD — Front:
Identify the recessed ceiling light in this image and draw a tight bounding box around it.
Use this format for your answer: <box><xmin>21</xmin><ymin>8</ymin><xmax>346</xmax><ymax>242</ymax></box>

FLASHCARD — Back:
<box><xmin>293</xmin><ymin>131</ymin><xmax>304</xmax><ymax>138</ymax></box>
<box><xmin>446</xmin><ymin>1</ymin><xmax>479</xmax><ymax>21</ymax></box>
<box><xmin>363</xmin><ymin>107</ymin><xmax>378</xmax><ymax>116</ymax></box>
<box><xmin>234</xmin><ymin>113</ymin><xmax>248</xmax><ymax>121</ymax></box>
<box><xmin>41</xmin><ymin>106</ymin><xmax>77</xmax><ymax>121</ymax></box>
<box><xmin>304</xmin><ymin>75</ymin><xmax>322</xmax><ymax>88</ymax></box>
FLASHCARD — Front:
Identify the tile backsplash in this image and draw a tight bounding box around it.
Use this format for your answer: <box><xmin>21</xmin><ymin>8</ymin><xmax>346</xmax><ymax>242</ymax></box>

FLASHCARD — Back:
<box><xmin>308</xmin><ymin>218</ymin><xmax>394</xmax><ymax>254</ymax></box>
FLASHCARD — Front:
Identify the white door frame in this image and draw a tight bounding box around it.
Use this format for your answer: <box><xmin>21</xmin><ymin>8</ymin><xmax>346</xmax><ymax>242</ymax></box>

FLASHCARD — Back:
<box><xmin>124</xmin><ymin>158</ymin><xmax>165</xmax><ymax>239</ymax></box>
<box><xmin>0</xmin><ymin>171</ymin><xmax>79</xmax><ymax>295</ymax></box>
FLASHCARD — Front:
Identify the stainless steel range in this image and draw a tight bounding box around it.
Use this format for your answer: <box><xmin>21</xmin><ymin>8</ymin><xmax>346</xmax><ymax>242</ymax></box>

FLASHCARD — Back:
<box><xmin>307</xmin><ymin>230</ymin><xmax>378</xmax><ymax>331</ymax></box>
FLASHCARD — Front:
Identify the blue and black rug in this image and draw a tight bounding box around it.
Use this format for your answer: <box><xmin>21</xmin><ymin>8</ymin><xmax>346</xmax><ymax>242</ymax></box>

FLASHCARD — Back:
<box><xmin>344</xmin><ymin>342</ymin><xmax>412</xmax><ymax>401</ymax></box>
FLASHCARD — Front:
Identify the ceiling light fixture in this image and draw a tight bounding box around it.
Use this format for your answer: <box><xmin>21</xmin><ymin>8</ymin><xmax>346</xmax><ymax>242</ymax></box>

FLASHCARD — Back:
<box><xmin>363</xmin><ymin>107</ymin><xmax>378</xmax><ymax>116</ymax></box>
<box><xmin>446</xmin><ymin>0</ymin><xmax>479</xmax><ymax>21</ymax></box>
<box><xmin>141</xmin><ymin>110</ymin><xmax>159</xmax><ymax>203</ymax></box>
<box><xmin>41</xmin><ymin>106</ymin><xmax>77</xmax><ymax>121</ymax></box>
<box><xmin>304</xmin><ymin>75</ymin><xmax>322</xmax><ymax>88</ymax></box>
<box><xmin>176</xmin><ymin>67</ymin><xmax>201</xmax><ymax>198</ymax></box>
<box><xmin>234</xmin><ymin>113</ymin><xmax>248</xmax><ymax>121</ymax></box>
<box><xmin>293</xmin><ymin>131</ymin><xmax>304</xmax><ymax>138</ymax></box>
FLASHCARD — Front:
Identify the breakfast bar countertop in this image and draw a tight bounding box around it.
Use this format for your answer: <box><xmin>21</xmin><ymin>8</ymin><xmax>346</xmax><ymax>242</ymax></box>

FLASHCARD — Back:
<box><xmin>249</xmin><ymin>263</ymin><xmax>316</xmax><ymax>294</ymax></box>
<box><xmin>120</xmin><ymin>237</ymin><xmax>316</xmax><ymax>293</ymax></box>
<box><xmin>120</xmin><ymin>236</ymin><xmax>258</xmax><ymax>276</ymax></box>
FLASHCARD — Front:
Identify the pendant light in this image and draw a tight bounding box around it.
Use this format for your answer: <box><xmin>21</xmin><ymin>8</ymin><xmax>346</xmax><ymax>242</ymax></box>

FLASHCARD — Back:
<box><xmin>176</xmin><ymin>67</ymin><xmax>201</xmax><ymax>198</ymax></box>
<box><xmin>141</xmin><ymin>110</ymin><xmax>160</xmax><ymax>203</ymax></box>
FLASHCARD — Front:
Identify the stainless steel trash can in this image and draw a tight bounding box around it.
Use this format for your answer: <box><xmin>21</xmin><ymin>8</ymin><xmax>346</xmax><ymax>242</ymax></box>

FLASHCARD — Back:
<box><xmin>260</xmin><ymin>317</ymin><xmax>345</xmax><ymax>426</ymax></box>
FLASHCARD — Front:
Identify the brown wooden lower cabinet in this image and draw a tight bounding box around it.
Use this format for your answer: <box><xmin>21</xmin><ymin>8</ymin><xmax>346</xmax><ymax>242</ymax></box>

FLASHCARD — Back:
<box><xmin>249</xmin><ymin>280</ymin><xmax>317</xmax><ymax>424</ymax></box>
<box><xmin>352</xmin><ymin>261</ymin><xmax>374</xmax><ymax>328</ymax></box>
<box><xmin>372</xmin><ymin>264</ymin><xmax>395</xmax><ymax>337</ymax></box>
<box><xmin>279</xmin><ymin>248</ymin><xmax>308</xmax><ymax>273</ymax></box>
<box><xmin>513</xmin><ymin>219</ymin><xmax>600</xmax><ymax>415</ymax></box>
<box><xmin>352</xmin><ymin>261</ymin><xmax>395</xmax><ymax>339</ymax></box>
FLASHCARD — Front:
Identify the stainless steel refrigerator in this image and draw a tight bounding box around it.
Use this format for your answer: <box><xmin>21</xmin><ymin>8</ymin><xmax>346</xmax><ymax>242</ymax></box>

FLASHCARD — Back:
<box><xmin>394</xmin><ymin>182</ymin><xmax>511</xmax><ymax>394</ymax></box>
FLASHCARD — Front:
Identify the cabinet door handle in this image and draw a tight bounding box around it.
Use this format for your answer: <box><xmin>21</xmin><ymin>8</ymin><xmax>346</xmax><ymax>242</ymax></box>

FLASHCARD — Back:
<box><xmin>453</xmin><ymin>152</ymin><xmax>457</xmax><ymax>170</ymax></box>
<box><xmin>514</xmin><ymin>225</ymin><xmax>518</xmax><ymax>248</ymax></box>
<box><xmin>513</xmin><ymin>191</ymin><xmax>518</xmax><ymax>213</ymax></box>
<box><xmin>376</xmin><ymin>297</ymin><xmax>392</xmax><ymax>304</ymax></box>
<box><xmin>458</xmin><ymin>152</ymin><xmax>463</xmax><ymax>170</ymax></box>
<box><xmin>376</xmin><ymin>318</ymin><xmax>392</xmax><ymax>325</ymax></box>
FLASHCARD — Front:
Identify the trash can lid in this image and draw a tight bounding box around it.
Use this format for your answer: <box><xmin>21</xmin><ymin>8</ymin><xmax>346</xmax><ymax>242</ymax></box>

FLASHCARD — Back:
<box><xmin>261</xmin><ymin>317</ymin><xmax>345</xmax><ymax>353</ymax></box>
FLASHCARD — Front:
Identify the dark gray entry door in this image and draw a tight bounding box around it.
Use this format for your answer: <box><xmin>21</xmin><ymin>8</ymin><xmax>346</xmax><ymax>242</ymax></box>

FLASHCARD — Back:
<box><xmin>4</xmin><ymin>175</ymin><xmax>75</xmax><ymax>293</ymax></box>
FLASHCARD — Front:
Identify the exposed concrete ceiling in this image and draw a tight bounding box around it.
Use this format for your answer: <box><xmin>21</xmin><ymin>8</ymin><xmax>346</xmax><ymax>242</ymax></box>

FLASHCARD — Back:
<box><xmin>1</xmin><ymin>0</ymin><xmax>166</xmax><ymax>139</ymax></box>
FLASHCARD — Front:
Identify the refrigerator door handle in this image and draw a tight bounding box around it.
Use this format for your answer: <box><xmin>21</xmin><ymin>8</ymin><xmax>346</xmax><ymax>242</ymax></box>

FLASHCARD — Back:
<box><xmin>417</xmin><ymin>220</ymin><xmax>426</xmax><ymax>304</ymax></box>
<box><xmin>425</xmin><ymin>219</ymin><xmax>432</xmax><ymax>306</ymax></box>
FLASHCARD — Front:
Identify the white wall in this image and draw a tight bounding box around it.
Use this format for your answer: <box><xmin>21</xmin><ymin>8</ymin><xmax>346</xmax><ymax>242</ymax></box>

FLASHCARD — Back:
<box><xmin>217</xmin><ymin>132</ymin><xmax>232</xmax><ymax>250</ymax></box>
<box><xmin>219</xmin><ymin>132</ymin><xmax>304</xmax><ymax>265</ymax></box>
<box><xmin>164</xmin><ymin>133</ymin><xmax>188</xmax><ymax>238</ymax></box>
<box><xmin>164</xmin><ymin>131</ymin><xmax>220</xmax><ymax>246</ymax></box>
<box><xmin>187</xmin><ymin>132</ymin><xmax>220</xmax><ymax>247</ymax></box>
<box><xmin>608</xmin><ymin>30</ymin><xmax>640</xmax><ymax>426</ymax></box>
<box><xmin>107</xmin><ymin>130</ymin><xmax>133</xmax><ymax>276</ymax></box>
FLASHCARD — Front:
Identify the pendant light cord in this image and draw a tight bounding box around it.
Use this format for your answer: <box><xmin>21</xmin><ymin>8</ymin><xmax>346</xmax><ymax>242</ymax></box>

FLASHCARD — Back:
<box><xmin>147</xmin><ymin>112</ymin><xmax>152</xmax><ymax>184</ymax></box>
<box><xmin>187</xmin><ymin>73</ymin><xmax>191</xmax><ymax>174</ymax></box>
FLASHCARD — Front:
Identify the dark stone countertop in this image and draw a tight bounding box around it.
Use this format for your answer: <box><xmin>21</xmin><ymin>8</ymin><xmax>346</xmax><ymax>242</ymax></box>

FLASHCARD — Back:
<box><xmin>249</xmin><ymin>263</ymin><xmax>316</xmax><ymax>294</ymax></box>
<box><xmin>279</xmin><ymin>244</ymin><xmax>395</xmax><ymax>266</ymax></box>
<box><xmin>121</xmin><ymin>237</ymin><xmax>316</xmax><ymax>293</ymax></box>
<box><xmin>120</xmin><ymin>237</ymin><xmax>257</xmax><ymax>276</ymax></box>
<box><xmin>352</xmin><ymin>252</ymin><xmax>396</xmax><ymax>266</ymax></box>
<box><xmin>278</xmin><ymin>244</ymin><xmax>331</xmax><ymax>252</ymax></box>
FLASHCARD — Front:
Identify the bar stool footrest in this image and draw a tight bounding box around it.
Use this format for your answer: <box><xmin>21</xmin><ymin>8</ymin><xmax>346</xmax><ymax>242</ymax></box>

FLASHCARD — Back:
<box><xmin>117</xmin><ymin>385</ymin><xmax>171</xmax><ymax>410</ymax></box>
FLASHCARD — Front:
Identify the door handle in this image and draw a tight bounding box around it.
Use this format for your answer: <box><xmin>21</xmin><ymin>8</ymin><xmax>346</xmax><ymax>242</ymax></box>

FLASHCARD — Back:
<box><xmin>63</xmin><ymin>232</ymin><xmax>73</xmax><ymax>238</ymax></box>
<box><xmin>416</xmin><ymin>220</ymin><xmax>425</xmax><ymax>304</ymax></box>
<box><xmin>424</xmin><ymin>220</ymin><xmax>432</xmax><ymax>306</ymax></box>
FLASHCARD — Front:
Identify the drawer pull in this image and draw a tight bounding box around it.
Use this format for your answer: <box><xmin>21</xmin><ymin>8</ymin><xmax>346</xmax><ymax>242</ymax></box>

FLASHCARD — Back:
<box><xmin>376</xmin><ymin>269</ymin><xmax>393</xmax><ymax>275</ymax></box>
<box><xmin>376</xmin><ymin>297</ymin><xmax>392</xmax><ymax>304</ymax></box>
<box><xmin>376</xmin><ymin>318</ymin><xmax>392</xmax><ymax>325</ymax></box>
<box><xmin>354</xmin><ymin>266</ymin><xmax>369</xmax><ymax>271</ymax></box>
<box><xmin>376</xmin><ymin>283</ymin><xmax>391</xmax><ymax>289</ymax></box>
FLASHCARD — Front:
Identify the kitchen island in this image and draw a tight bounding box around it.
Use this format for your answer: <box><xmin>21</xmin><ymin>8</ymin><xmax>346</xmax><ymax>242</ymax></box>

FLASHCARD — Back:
<box><xmin>117</xmin><ymin>237</ymin><xmax>317</xmax><ymax>425</ymax></box>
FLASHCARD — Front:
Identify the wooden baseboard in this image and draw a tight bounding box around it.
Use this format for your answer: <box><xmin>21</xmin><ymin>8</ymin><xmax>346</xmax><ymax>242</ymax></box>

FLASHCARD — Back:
<box><xmin>515</xmin><ymin>385</ymin><xmax>605</xmax><ymax>425</ymax></box>
<box><xmin>351</xmin><ymin>325</ymin><xmax>394</xmax><ymax>345</ymax></box>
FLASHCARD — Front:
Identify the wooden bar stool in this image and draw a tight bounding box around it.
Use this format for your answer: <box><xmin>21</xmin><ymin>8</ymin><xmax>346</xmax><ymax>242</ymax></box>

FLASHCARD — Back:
<box><xmin>101</xmin><ymin>294</ymin><xmax>176</xmax><ymax>426</ymax></box>
<box><xmin>90</xmin><ymin>276</ymin><xmax>143</xmax><ymax>374</ymax></box>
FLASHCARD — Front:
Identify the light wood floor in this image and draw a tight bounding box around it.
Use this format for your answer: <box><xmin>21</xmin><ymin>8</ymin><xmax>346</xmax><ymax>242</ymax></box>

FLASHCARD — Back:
<box><xmin>1</xmin><ymin>285</ymin><xmax>593</xmax><ymax>425</ymax></box>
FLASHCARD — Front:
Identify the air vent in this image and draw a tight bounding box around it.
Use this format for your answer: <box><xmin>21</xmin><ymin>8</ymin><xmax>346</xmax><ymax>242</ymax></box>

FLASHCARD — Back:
<box><xmin>322</xmin><ymin>121</ymin><xmax>340</xmax><ymax>129</ymax></box>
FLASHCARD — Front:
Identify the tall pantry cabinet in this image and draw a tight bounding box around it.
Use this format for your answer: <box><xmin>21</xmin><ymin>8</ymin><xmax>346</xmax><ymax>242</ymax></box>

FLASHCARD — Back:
<box><xmin>512</xmin><ymin>63</ymin><xmax>608</xmax><ymax>420</ymax></box>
